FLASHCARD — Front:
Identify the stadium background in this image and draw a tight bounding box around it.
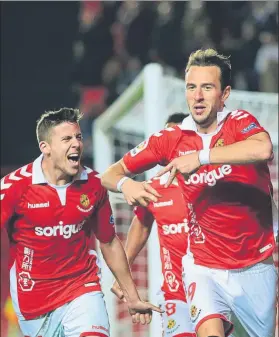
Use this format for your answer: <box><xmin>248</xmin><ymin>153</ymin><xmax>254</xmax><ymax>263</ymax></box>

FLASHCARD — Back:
<box><xmin>1</xmin><ymin>1</ymin><xmax>278</xmax><ymax>336</ymax></box>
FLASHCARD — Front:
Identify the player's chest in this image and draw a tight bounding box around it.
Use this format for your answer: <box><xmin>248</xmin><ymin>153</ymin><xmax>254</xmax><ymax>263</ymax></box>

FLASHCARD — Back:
<box><xmin>17</xmin><ymin>185</ymin><xmax>97</xmax><ymax>225</ymax></box>
<box><xmin>171</xmin><ymin>130</ymin><xmax>235</xmax><ymax>160</ymax></box>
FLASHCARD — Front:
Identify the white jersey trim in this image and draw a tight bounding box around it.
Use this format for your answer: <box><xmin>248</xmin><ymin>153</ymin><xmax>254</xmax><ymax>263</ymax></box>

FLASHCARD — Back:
<box><xmin>10</xmin><ymin>261</ymin><xmax>24</xmax><ymax>320</ymax></box>
<box><xmin>32</xmin><ymin>154</ymin><xmax>90</xmax><ymax>184</ymax></box>
<box><xmin>181</xmin><ymin>107</ymin><xmax>232</xmax><ymax>133</ymax></box>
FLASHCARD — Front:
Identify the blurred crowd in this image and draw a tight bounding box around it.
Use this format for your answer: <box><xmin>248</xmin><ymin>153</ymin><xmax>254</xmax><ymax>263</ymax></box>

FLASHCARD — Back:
<box><xmin>70</xmin><ymin>1</ymin><xmax>278</xmax><ymax>161</ymax></box>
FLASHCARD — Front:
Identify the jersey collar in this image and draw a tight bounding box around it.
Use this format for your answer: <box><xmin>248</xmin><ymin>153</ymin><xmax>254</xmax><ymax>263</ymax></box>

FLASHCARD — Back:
<box><xmin>181</xmin><ymin>107</ymin><xmax>232</xmax><ymax>132</ymax></box>
<box><xmin>32</xmin><ymin>154</ymin><xmax>90</xmax><ymax>184</ymax></box>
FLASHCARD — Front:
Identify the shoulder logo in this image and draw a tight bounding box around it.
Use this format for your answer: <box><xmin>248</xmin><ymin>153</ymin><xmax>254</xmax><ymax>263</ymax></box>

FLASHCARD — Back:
<box><xmin>241</xmin><ymin>122</ymin><xmax>259</xmax><ymax>134</ymax></box>
<box><xmin>130</xmin><ymin>140</ymin><xmax>149</xmax><ymax>157</ymax></box>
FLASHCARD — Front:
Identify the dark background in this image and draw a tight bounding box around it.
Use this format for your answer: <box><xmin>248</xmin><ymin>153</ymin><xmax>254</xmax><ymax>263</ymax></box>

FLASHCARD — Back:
<box><xmin>1</xmin><ymin>2</ymin><xmax>79</xmax><ymax>168</ymax></box>
<box><xmin>2</xmin><ymin>1</ymin><xmax>278</xmax><ymax>171</ymax></box>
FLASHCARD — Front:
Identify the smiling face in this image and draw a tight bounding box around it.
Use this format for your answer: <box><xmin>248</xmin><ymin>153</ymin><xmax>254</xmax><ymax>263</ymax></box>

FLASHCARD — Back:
<box><xmin>185</xmin><ymin>65</ymin><xmax>231</xmax><ymax>132</ymax></box>
<box><xmin>39</xmin><ymin>122</ymin><xmax>83</xmax><ymax>178</ymax></box>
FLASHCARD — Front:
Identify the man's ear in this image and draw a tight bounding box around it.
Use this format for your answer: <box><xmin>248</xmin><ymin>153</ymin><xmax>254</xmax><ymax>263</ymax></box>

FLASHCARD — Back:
<box><xmin>39</xmin><ymin>141</ymin><xmax>50</xmax><ymax>155</ymax></box>
<box><xmin>222</xmin><ymin>85</ymin><xmax>231</xmax><ymax>103</ymax></box>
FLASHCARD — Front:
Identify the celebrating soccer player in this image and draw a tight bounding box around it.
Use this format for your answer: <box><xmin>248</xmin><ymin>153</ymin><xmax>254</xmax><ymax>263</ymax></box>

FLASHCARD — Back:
<box><xmin>101</xmin><ymin>49</ymin><xmax>277</xmax><ymax>337</ymax></box>
<box><xmin>111</xmin><ymin>113</ymin><xmax>196</xmax><ymax>337</ymax></box>
<box><xmin>0</xmin><ymin>108</ymin><xmax>162</xmax><ymax>337</ymax></box>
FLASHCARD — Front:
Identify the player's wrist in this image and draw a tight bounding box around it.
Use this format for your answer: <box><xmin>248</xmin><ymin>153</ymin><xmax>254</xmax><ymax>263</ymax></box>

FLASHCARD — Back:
<box><xmin>116</xmin><ymin>176</ymin><xmax>130</xmax><ymax>192</ymax></box>
<box><xmin>198</xmin><ymin>149</ymin><xmax>211</xmax><ymax>165</ymax></box>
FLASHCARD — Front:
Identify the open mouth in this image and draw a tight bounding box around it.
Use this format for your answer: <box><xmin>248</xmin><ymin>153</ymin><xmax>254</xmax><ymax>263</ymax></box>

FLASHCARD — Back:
<box><xmin>67</xmin><ymin>153</ymin><xmax>80</xmax><ymax>165</ymax></box>
<box><xmin>194</xmin><ymin>105</ymin><xmax>206</xmax><ymax>114</ymax></box>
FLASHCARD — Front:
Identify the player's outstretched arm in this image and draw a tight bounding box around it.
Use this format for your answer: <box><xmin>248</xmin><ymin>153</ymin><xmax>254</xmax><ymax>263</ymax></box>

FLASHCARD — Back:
<box><xmin>207</xmin><ymin>132</ymin><xmax>273</xmax><ymax>165</ymax></box>
<box><xmin>101</xmin><ymin>159</ymin><xmax>161</xmax><ymax>206</ymax></box>
<box><xmin>101</xmin><ymin>159</ymin><xmax>132</xmax><ymax>192</ymax></box>
<box><xmin>111</xmin><ymin>214</ymin><xmax>153</xmax><ymax>300</ymax></box>
<box><xmin>157</xmin><ymin>132</ymin><xmax>273</xmax><ymax>187</ymax></box>
<box><xmin>100</xmin><ymin>235</ymin><xmax>163</xmax><ymax>324</ymax></box>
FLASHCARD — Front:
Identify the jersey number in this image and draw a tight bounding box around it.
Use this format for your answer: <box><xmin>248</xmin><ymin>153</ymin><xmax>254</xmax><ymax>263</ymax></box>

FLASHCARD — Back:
<box><xmin>186</xmin><ymin>282</ymin><xmax>196</xmax><ymax>302</ymax></box>
<box><xmin>166</xmin><ymin>302</ymin><xmax>176</xmax><ymax>316</ymax></box>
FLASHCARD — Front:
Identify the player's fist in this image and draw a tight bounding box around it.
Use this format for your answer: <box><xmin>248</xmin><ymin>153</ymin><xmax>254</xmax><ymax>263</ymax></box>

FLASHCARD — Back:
<box><xmin>127</xmin><ymin>299</ymin><xmax>164</xmax><ymax>325</ymax></box>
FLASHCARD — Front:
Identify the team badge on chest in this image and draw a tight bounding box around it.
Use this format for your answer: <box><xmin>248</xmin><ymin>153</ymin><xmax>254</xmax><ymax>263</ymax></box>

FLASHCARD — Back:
<box><xmin>80</xmin><ymin>194</ymin><xmax>90</xmax><ymax>208</ymax></box>
<box><xmin>77</xmin><ymin>194</ymin><xmax>94</xmax><ymax>213</ymax></box>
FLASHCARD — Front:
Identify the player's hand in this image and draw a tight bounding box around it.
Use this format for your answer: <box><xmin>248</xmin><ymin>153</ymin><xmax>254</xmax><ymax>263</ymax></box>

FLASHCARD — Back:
<box><xmin>127</xmin><ymin>299</ymin><xmax>163</xmax><ymax>325</ymax></box>
<box><xmin>121</xmin><ymin>179</ymin><xmax>161</xmax><ymax>206</ymax></box>
<box><xmin>156</xmin><ymin>152</ymin><xmax>201</xmax><ymax>187</ymax></box>
<box><xmin>111</xmin><ymin>281</ymin><xmax>126</xmax><ymax>302</ymax></box>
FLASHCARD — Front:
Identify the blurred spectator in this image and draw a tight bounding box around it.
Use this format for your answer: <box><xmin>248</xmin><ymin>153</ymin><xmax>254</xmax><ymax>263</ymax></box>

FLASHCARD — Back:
<box><xmin>233</xmin><ymin>21</ymin><xmax>262</xmax><ymax>91</ymax></box>
<box><xmin>255</xmin><ymin>31</ymin><xmax>278</xmax><ymax>93</ymax></box>
<box><xmin>72</xmin><ymin>1</ymin><xmax>115</xmax><ymax>87</ymax></box>
<box><xmin>71</xmin><ymin>0</ymin><xmax>278</xmax><ymax>162</ymax></box>
<box><xmin>150</xmin><ymin>2</ymin><xmax>186</xmax><ymax>72</ymax></box>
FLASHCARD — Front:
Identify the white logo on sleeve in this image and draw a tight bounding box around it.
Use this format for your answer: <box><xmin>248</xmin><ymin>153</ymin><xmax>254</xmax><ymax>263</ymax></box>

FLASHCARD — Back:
<box><xmin>184</xmin><ymin>165</ymin><xmax>232</xmax><ymax>187</ymax></box>
<box><xmin>35</xmin><ymin>221</ymin><xmax>85</xmax><ymax>239</ymax></box>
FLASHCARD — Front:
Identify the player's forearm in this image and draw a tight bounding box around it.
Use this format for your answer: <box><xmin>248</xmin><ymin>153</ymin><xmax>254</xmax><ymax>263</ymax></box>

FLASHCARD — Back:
<box><xmin>209</xmin><ymin>138</ymin><xmax>273</xmax><ymax>165</ymax></box>
<box><xmin>100</xmin><ymin>235</ymin><xmax>140</xmax><ymax>302</ymax></box>
<box><xmin>125</xmin><ymin>218</ymin><xmax>151</xmax><ymax>265</ymax></box>
<box><xmin>101</xmin><ymin>160</ymin><xmax>131</xmax><ymax>192</ymax></box>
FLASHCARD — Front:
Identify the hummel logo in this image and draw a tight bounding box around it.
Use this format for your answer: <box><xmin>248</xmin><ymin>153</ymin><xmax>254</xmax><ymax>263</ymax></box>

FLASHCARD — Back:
<box><xmin>154</xmin><ymin>200</ymin><xmax>173</xmax><ymax>207</ymax></box>
<box><xmin>28</xmin><ymin>202</ymin><xmax>49</xmax><ymax>209</ymax></box>
<box><xmin>178</xmin><ymin>150</ymin><xmax>196</xmax><ymax>156</ymax></box>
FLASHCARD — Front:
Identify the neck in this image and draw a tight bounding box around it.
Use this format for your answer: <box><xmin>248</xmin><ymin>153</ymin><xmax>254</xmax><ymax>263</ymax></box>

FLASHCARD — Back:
<box><xmin>196</xmin><ymin>120</ymin><xmax>218</xmax><ymax>134</ymax></box>
<box><xmin>41</xmin><ymin>158</ymin><xmax>73</xmax><ymax>186</ymax></box>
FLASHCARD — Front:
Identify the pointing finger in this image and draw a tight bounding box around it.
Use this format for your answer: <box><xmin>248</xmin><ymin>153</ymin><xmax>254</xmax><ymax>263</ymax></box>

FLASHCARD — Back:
<box><xmin>164</xmin><ymin>166</ymin><xmax>177</xmax><ymax>187</ymax></box>
<box><xmin>155</xmin><ymin>163</ymin><xmax>173</xmax><ymax>178</ymax></box>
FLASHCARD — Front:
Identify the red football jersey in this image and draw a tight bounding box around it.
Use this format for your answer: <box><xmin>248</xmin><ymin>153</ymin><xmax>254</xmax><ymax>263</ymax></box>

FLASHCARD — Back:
<box><xmin>124</xmin><ymin>109</ymin><xmax>275</xmax><ymax>269</ymax></box>
<box><xmin>0</xmin><ymin>155</ymin><xmax>115</xmax><ymax>319</ymax></box>
<box><xmin>134</xmin><ymin>175</ymin><xmax>188</xmax><ymax>302</ymax></box>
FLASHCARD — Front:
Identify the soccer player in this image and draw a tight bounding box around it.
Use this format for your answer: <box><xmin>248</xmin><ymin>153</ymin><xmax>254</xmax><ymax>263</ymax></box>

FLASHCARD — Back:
<box><xmin>111</xmin><ymin>113</ymin><xmax>196</xmax><ymax>337</ymax></box>
<box><xmin>0</xmin><ymin>108</ymin><xmax>162</xmax><ymax>337</ymax></box>
<box><xmin>101</xmin><ymin>49</ymin><xmax>277</xmax><ymax>337</ymax></box>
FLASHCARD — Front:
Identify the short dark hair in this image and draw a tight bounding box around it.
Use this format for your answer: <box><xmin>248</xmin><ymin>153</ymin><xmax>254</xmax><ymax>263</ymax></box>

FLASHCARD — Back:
<box><xmin>36</xmin><ymin>107</ymin><xmax>83</xmax><ymax>143</ymax></box>
<box><xmin>185</xmin><ymin>48</ymin><xmax>231</xmax><ymax>90</ymax></box>
<box><xmin>165</xmin><ymin>112</ymin><xmax>189</xmax><ymax>125</ymax></box>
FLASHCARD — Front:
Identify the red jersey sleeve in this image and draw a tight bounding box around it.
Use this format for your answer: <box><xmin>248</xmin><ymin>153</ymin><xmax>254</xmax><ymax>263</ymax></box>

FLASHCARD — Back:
<box><xmin>230</xmin><ymin>110</ymin><xmax>267</xmax><ymax>141</ymax></box>
<box><xmin>123</xmin><ymin>127</ymin><xmax>182</xmax><ymax>174</ymax></box>
<box><xmin>134</xmin><ymin>206</ymin><xmax>154</xmax><ymax>227</ymax></box>
<box><xmin>0</xmin><ymin>175</ymin><xmax>21</xmax><ymax>229</ymax></box>
<box><xmin>92</xmin><ymin>187</ymin><xmax>116</xmax><ymax>243</ymax></box>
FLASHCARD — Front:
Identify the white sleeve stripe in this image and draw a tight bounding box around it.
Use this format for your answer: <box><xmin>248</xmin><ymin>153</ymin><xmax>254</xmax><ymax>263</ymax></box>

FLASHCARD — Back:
<box><xmin>9</xmin><ymin>171</ymin><xmax>22</xmax><ymax>181</ymax></box>
<box><xmin>20</xmin><ymin>165</ymin><xmax>32</xmax><ymax>177</ymax></box>
<box><xmin>1</xmin><ymin>178</ymin><xmax>12</xmax><ymax>190</ymax></box>
<box><xmin>0</xmin><ymin>165</ymin><xmax>32</xmax><ymax>197</ymax></box>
